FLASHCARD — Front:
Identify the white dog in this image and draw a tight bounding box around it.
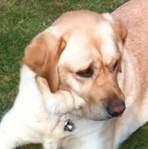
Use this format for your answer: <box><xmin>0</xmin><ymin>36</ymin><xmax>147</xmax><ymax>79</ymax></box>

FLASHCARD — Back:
<box><xmin>0</xmin><ymin>0</ymin><xmax>148</xmax><ymax>148</ymax></box>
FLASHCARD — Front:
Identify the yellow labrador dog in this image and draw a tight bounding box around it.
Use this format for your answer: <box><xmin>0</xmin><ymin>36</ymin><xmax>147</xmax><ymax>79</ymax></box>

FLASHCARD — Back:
<box><xmin>60</xmin><ymin>1</ymin><xmax>148</xmax><ymax>148</ymax></box>
<box><xmin>0</xmin><ymin>0</ymin><xmax>148</xmax><ymax>149</ymax></box>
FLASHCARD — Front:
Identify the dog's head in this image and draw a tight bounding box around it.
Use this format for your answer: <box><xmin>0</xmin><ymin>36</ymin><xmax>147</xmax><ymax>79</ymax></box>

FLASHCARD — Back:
<box><xmin>24</xmin><ymin>10</ymin><xmax>127</xmax><ymax>121</ymax></box>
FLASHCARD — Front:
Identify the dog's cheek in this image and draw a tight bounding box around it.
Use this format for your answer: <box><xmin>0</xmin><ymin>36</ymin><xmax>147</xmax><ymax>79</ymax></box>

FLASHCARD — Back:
<box><xmin>65</xmin><ymin>75</ymin><xmax>81</xmax><ymax>93</ymax></box>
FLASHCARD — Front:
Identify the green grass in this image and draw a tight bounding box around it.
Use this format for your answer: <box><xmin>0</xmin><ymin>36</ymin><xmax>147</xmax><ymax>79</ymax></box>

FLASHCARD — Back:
<box><xmin>0</xmin><ymin>0</ymin><xmax>147</xmax><ymax>149</ymax></box>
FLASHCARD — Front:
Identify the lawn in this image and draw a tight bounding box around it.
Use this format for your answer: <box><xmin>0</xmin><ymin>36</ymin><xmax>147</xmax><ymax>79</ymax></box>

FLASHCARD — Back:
<box><xmin>0</xmin><ymin>0</ymin><xmax>147</xmax><ymax>149</ymax></box>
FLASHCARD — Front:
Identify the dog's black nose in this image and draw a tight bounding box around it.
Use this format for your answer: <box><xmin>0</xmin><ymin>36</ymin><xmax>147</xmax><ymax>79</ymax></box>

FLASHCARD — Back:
<box><xmin>106</xmin><ymin>100</ymin><xmax>125</xmax><ymax>117</ymax></box>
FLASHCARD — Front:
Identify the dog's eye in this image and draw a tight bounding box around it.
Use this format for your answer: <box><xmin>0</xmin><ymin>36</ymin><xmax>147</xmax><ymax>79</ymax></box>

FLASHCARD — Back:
<box><xmin>76</xmin><ymin>66</ymin><xmax>94</xmax><ymax>78</ymax></box>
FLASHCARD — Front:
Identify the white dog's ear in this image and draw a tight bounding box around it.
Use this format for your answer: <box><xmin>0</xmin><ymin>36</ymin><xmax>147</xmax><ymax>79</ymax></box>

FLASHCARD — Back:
<box><xmin>24</xmin><ymin>28</ymin><xmax>66</xmax><ymax>92</ymax></box>
<box><xmin>114</xmin><ymin>18</ymin><xmax>127</xmax><ymax>44</ymax></box>
<box><xmin>102</xmin><ymin>13</ymin><xmax>127</xmax><ymax>44</ymax></box>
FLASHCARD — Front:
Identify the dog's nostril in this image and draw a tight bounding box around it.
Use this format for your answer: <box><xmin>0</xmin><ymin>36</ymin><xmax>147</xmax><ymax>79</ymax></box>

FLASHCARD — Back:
<box><xmin>106</xmin><ymin>100</ymin><xmax>125</xmax><ymax>117</ymax></box>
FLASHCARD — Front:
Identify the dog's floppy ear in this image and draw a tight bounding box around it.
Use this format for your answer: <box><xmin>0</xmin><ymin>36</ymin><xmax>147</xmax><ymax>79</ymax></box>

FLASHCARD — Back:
<box><xmin>102</xmin><ymin>13</ymin><xmax>127</xmax><ymax>44</ymax></box>
<box><xmin>24</xmin><ymin>28</ymin><xmax>66</xmax><ymax>92</ymax></box>
<box><xmin>113</xmin><ymin>18</ymin><xmax>127</xmax><ymax>44</ymax></box>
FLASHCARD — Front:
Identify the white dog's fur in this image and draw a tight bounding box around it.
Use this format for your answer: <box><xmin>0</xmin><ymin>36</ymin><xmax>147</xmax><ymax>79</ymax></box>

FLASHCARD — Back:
<box><xmin>0</xmin><ymin>65</ymin><xmax>85</xmax><ymax>149</ymax></box>
<box><xmin>0</xmin><ymin>0</ymin><xmax>148</xmax><ymax>149</ymax></box>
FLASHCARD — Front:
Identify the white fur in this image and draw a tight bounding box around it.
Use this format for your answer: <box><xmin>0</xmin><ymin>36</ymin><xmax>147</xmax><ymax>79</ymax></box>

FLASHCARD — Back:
<box><xmin>0</xmin><ymin>65</ymin><xmax>82</xmax><ymax>149</ymax></box>
<box><xmin>0</xmin><ymin>65</ymin><xmax>51</xmax><ymax>148</ymax></box>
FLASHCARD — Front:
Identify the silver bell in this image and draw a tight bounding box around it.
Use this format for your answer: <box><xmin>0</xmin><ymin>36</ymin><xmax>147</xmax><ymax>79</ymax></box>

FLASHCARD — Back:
<box><xmin>64</xmin><ymin>119</ymin><xmax>75</xmax><ymax>132</ymax></box>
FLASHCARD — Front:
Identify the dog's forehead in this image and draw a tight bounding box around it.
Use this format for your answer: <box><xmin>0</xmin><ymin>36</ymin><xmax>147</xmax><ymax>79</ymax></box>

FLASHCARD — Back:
<box><xmin>57</xmin><ymin>17</ymin><xmax>119</xmax><ymax>70</ymax></box>
<box><xmin>58</xmin><ymin>33</ymin><xmax>98</xmax><ymax>71</ymax></box>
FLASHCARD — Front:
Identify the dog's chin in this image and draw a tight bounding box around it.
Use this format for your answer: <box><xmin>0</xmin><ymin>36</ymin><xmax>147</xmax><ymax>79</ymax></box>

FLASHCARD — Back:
<box><xmin>87</xmin><ymin>113</ymin><xmax>124</xmax><ymax>121</ymax></box>
<box><xmin>87</xmin><ymin>115</ymin><xmax>112</xmax><ymax>121</ymax></box>
<box><xmin>85</xmin><ymin>109</ymin><xmax>111</xmax><ymax>121</ymax></box>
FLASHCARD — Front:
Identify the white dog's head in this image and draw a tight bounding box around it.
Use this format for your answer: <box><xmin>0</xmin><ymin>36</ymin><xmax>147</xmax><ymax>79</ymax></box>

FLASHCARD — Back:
<box><xmin>24</xmin><ymin>10</ymin><xmax>127</xmax><ymax>120</ymax></box>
